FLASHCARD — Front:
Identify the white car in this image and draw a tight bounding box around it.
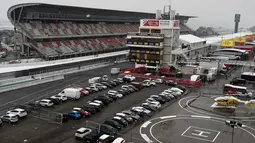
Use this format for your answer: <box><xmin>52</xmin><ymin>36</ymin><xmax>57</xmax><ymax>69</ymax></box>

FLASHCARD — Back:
<box><xmin>89</xmin><ymin>85</ymin><xmax>99</xmax><ymax>92</ymax></box>
<box><xmin>143</xmin><ymin>101</ymin><xmax>161</xmax><ymax>109</ymax></box>
<box><xmin>112</xmin><ymin>137</ymin><xmax>126</xmax><ymax>143</ymax></box>
<box><xmin>82</xmin><ymin>90</ymin><xmax>89</xmax><ymax>96</ymax></box>
<box><xmin>7</xmin><ymin>108</ymin><xmax>27</xmax><ymax>118</ymax></box>
<box><xmin>93</xmin><ymin>83</ymin><xmax>107</xmax><ymax>89</ymax></box>
<box><xmin>124</xmin><ymin>75</ymin><xmax>136</xmax><ymax>82</ymax></box>
<box><xmin>102</xmin><ymin>75</ymin><xmax>109</xmax><ymax>81</ymax></box>
<box><xmin>160</xmin><ymin>92</ymin><xmax>175</xmax><ymax>99</ymax></box>
<box><xmin>88</xmin><ymin>102</ymin><xmax>102</xmax><ymax>108</ymax></box>
<box><xmin>51</xmin><ymin>95</ymin><xmax>68</xmax><ymax>102</ymax></box>
<box><xmin>142</xmin><ymin>80</ymin><xmax>156</xmax><ymax>87</ymax></box>
<box><xmin>39</xmin><ymin>99</ymin><xmax>54</xmax><ymax>107</ymax></box>
<box><xmin>164</xmin><ymin>90</ymin><xmax>181</xmax><ymax>96</ymax></box>
<box><xmin>93</xmin><ymin>100</ymin><xmax>104</xmax><ymax>105</ymax></box>
<box><xmin>108</xmin><ymin>90</ymin><xmax>123</xmax><ymax>98</ymax></box>
<box><xmin>75</xmin><ymin>127</ymin><xmax>92</xmax><ymax>139</ymax></box>
<box><xmin>132</xmin><ymin>107</ymin><xmax>151</xmax><ymax>114</ymax></box>
<box><xmin>1</xmin><ymin>114</ymin><xmax>19</xmax><ymax>123</ymax></box>
<box><xmin>169</xmin><ymin>87</ymin><xmax>184</xmax><ymax>93</ymax></box>
<box><xmin>152</xmin><ymin>79</ymin><xmax>163</xmax><ymax>84</ymax></box>
<box><xmin>146</xmin><ymin>98</ymin><xmax>158</xmax><ymax>103</ymax></box>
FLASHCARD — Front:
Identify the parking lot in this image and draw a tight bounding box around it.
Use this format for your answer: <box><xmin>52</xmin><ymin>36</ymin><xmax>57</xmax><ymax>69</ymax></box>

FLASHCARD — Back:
<box><xmin>122</xmin><ymin>66</ymin><xmax>255</xmax><ymax>143</ymax></box>
<box><xmin>0</xmin><ymin>63</ymin><xmax>255</xmax><ymax>143</ymax></box>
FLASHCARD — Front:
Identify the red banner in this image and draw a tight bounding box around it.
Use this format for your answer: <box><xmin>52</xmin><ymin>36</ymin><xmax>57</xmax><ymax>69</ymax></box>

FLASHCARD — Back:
<box><xmin>143</xmin><ymin>20</ymin><xmax>159</xmax><ymax>27</ymax></box>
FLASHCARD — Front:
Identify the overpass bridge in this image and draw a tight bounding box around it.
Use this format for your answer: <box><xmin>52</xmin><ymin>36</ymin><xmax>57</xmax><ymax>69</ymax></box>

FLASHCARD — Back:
<box><xmin>178</xmin><ymin>59</ymin><xmax>255</xmax><ymax>67</ymax></box>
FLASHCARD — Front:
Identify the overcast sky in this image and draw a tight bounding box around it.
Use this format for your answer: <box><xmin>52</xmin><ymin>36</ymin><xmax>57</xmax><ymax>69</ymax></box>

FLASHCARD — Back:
<box><xmin>0</xmin><ymin>0</ymin><xmax>254</xmax><ymax>29</ymax></box>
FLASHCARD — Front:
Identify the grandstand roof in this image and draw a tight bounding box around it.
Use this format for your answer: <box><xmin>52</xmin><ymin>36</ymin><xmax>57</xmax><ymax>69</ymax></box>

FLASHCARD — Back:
<box><xmin>8</xmin><ymin>3</ymin><xmax>195</xmax><ymax>24</ymax></box>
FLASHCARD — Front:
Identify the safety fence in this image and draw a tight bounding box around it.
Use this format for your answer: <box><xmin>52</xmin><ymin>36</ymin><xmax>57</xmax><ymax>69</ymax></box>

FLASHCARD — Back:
<box><xmin>0</xmin><ymin>75</ymin><xmax>64</xmax><ymax>93</ymax></box>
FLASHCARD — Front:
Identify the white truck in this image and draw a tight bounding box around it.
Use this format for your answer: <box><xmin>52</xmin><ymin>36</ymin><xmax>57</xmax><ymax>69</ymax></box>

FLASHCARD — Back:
<box><xmin>58</xmin><ymin>88</ymin><xmax>82</xmax><ymax>100</ymax></box>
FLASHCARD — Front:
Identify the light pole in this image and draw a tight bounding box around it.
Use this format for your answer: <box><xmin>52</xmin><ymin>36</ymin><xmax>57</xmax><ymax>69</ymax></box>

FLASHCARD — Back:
<box><xmin>225</xmin><ymin>120</ymin><xmax>244</xmax><ymax>143</ymax></box>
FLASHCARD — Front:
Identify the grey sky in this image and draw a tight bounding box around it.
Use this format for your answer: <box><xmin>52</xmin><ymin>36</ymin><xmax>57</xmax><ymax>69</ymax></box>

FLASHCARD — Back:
<box><xmin>0</xmin><ymin>0</ymin><xmax>254</xmax><ymax>29</ymax></box>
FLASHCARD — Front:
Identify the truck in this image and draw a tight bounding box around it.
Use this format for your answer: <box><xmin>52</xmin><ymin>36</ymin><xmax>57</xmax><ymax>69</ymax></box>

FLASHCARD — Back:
<box><xmin>58</xmin><ymin>88</ymin><xmax>83</xmax><ymax>100</ymax></box>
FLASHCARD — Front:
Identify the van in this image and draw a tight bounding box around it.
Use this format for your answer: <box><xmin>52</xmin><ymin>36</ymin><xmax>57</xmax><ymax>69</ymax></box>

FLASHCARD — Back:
<box><xmin>111</xmin><ymin>68</ymin><xmax>121</xmax><ymax>75</ymax></box>
<box><xmin>89</xmin><ymin>77</ymin><xmax>102</xmax><ymax>84</ymax></box>
<box><xmin>207</xmin><ymin>73</ymin><xmax>216</xmax><ymax>82</ymax></box>
<box><xmin>58</xmin><ymin>88</ymin><xmax>82</xmax><ymax>100</ymax></box>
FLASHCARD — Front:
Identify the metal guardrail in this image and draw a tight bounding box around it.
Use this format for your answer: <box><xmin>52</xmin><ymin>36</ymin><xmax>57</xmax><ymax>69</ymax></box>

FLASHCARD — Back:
<box><xmin>0</xmin><ymin>75</ymin><xmax>64</xmax><ymax>93</ymax></box>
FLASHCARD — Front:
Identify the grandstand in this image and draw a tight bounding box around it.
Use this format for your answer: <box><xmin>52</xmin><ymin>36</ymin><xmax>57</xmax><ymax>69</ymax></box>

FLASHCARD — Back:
<box><xmin>8</xmin><ymin>3</ymin><xmax>195</xmax><ymax>60</ymax></box>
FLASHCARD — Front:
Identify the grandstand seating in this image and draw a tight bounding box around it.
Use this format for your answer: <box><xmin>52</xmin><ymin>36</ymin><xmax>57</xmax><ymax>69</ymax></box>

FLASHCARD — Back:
<box><xmin>31</xmin><ymin>37</ymin><xmax>126</xmax><ymax>57</ymax></box>
<box><xmin>22</xmin><ymin>22</ymin><xmax>139</xmax><ymax>37</ymax></box>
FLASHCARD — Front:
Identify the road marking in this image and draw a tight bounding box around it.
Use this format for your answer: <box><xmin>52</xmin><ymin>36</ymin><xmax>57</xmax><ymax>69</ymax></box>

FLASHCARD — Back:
<box><xmin>159</xmin><ymin>115</ymin><xmax>177</xmax><ymax>119</ymax></box>
<box><xmin>181</xmin><ymin>126</ymin><xmax>192</xmax><ymax>136</ymax></box>
<box><xmin>191</xmin><ymin>115</ymin><xmax>211</xmax><ymax>119</ymax></box>
<box><xmin>192</xmin><ymin>129</ymin><xmax>211</xmax><ymax>138</ymax></box>
<box><xmin>141</xmin><ymin>134</ymin><xmax>152</xmax><ymax>143</ymax></box>
<box><xmin>141</xmin><ymin>121</ymin><xmax>151</xmax><ymax>128</ymax></box>
<box><xmin>212</xmin><ymin>131</ymin><xmax>221</xmax><ymax>142</ymax></box>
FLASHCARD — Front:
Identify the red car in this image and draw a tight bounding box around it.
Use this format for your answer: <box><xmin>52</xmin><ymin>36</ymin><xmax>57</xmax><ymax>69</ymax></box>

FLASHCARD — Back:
<box><xmin>72</xmin><ymin>107</ymin><xmax>91</xmax><ymax>118</ymax></box>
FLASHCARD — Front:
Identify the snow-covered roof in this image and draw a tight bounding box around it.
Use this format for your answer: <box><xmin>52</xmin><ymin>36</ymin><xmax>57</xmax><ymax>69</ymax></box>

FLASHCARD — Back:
<box><xmin>180</xmin><ymin>34</ymin><xmax>206</xmax><ymax>44</ymax></box>
<box><xmin>204</xmin><ymin>32</ymin><xmax>253</xmax><ymax>44</ymax></box>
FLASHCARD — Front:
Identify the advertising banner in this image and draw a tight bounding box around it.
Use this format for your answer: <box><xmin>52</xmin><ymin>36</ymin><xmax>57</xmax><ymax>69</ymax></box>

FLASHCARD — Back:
<box><xmin>234</xmin><ymin>37</ymin><xmax>246</xmax><ymax>43</ymax></box>
<box><xmin>221</xmin><ymin>40</ymin><xmax>234</xmax><ymax>47</ymax></box>
<box><xmin>140</xmin><ymin>19</ymin><xmax>180</xmax><ymax>29</ymax></box>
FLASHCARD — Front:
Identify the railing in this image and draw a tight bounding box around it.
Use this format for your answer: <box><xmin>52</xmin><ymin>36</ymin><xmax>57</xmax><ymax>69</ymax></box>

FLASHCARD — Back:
<box><xmin>0</xmin><ymin>75</ymin><xmax>64</xmax><ymax>93</ymax></box>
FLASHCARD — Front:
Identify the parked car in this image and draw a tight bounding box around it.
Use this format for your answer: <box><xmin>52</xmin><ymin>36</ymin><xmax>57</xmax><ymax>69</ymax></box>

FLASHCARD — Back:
<box><xmin>109</xmin><ymin>81</ymin><xmax>118</xmax><ymax>87</ymax></box>
<box><xmin>7</xmin><ymin>108</ymin><xmax>27</xmax><ymax>118</ymax></box>
<box><xmin>38</xmin><ymin>99</ymin><xmax>54</xmax><ymax>107</ymax></box>
<box><xmin>132</xmin><ymin>107</ymin><xmax>152</xmax><ymax>116</ymax></box>
<box><xmin>87</xmin><ymin>101</ymin><xmax>104</xmax><ymax>109</ymax></box>
<box><xmin>1</xmin><ymin>114</ymin><xmax>19</xmax><ymax>123</ymax></box>
<box><xmin>146</xmin><ymin>98</ymin><xmax>161</xmax><ymax>104</ymax></box>
<box><xmin>165</xmin><ymin>80</ymin><xmax>177</xmax><ymax>86</ymax></box>
<box><xmin>85</xmin><ymin>103</ymin><xmax>102</xmax><ymax>112</ymax></box>
<box><xmin>130</xmin><ymin>108</ymin><xmax>149</xmax><ymax>117</ymax></box>
<box><xmin>97</xmin><ymin>124</ymin><xmax>118</xmax><ymax>135</ymax></box>
<box><xmin>142</xmin><ymin>80</ymin><xmax>156</xmax><ymax>87</ymax></box>
<box><xmin>121</xmin><ymin>85</ymin><xmax>134</xmax><ymax>93</ymax></box>
<box><xmin>85</xmin><ymin>87</ymin><xmax>93</xmax><ymax>93</ymax></box>
<box><xmin>169</xmin><ymin>87</ymin><xmax>184</xmax><ymax>94</ymax></box>
<box><xmin>92</xmin><ymin>100</ymin><xmax>104</xmax><ymax>106</ymax></box>
<box><xmin>123</xmin><ymin>75</ymin><xmax>136</xmax><ymax>82</ymax></box>
<box><xmin>104</xmin><ymin>119</ymin><xmax>123</xmax><ymax>131</ymax></box>
<box><xmin>127</xmin><ymin>85</ymin><xmax>139</xmax><ymax>92</ymax></box>
<box><xmin>72</xmin><ymin>107</ymin><xmax>91</xmax><ymax>118</ymax></box>
<box><xmin>107</xmin><ymin>90</ymin><xmax>123</xmax><ymax>99</ymax></box>
<box><xmin>48</xmin><ymin>97</ymin><xmax>61</xmax><ymax>105</ymax></box>
<box><xmin>112</xmin><ymin>137</ymin><xmax>126</xmax><ymax>143</ymax></box>
<box><xmin>141</xmin><ymin>103</ymin><xmax>157</xmax><ymax>111</ymax></box>
<box><xmin>58</xmin><ymin>88</ymin><xmax>82</xmax><ymax>100</ymax></box>
<box><xmin>230</xmin><ymin>77</ymin><xmax>246</xmax><ymax>85</ymax></box>
<box><xmin>0</xmin><ymin>118</ymin><xmax>2</xmax><ymax>126</ymax></box>
<box><xmin>98</xmin><ymin>95</ymin><xmax>114</xmax><ymax>102</ymax></box>
<box><xmin>112</xmin><ymin>116</ymin><xmax>128</xmax><ymax>127</ymax></box>
<box><xmin>101</xmin><ymin>82</ymin><xmax>113</xmax><ymax>88</ymax></box>
<box><xmin>97</xmin><ymin>134</ymin><xmax>116</xmax><ymax>143</ymax></box>
<box><xmin>143</xmin><ymin>100</ymin><xmax>161</xmax><ymax>109</ymax></box>
<box><xmin>118</xmin><ymin>89</ymin><xmax>129</xmax><ymax>96</ymax></box>
<box><xmin>158</xmin><ymin>93</ymin><xmax>172</xmax><ymax>101</ymax></box>
<box><xmin>93</xmin><ymin>83</ymin><xmax>107</xmax><ymax>90</ymax></box>
<box><xmin>81</xmin><ymin>106</ymin><xmax>97</xmax><ymax>115</ymax></box>
<box><xmin>75</xmin><ymin>127</ymin><xmax>92</xmax><ymax>139</ymax></box>
<box><xmin>95</xmin><ymin>96</ymin><xmax>112</xmax><ymax>105</ymax></box>
<box><xmin>116</xmin><ymin>78</ymin><xmax>124</xmax><ymax>84</ymax></box>
<box><xmin>152</xmin><ymin>79</ymin><xmax>163</xmax><ymax>84</ymax></box>
<box><xmin>115</xmin><ymin>113</ymin><xmax>133</xmax><ymax>124</ymax></box>
<box><xmin>130</xmin><ymin>82</ymin><xmax>143</xmax><ymax>89</ymax></box>
<box><xmin>160</xmin><ymin>92</ymin><xmax>175</xmax><ymax>99</ymax></box>
<box><xmin>64</xmin><ymin>112</ymin><xmax>81</xmax><ymax>120</ymax></box>
<box><xmin>113</xmin><ymin>79</ymin><xmax>121</xmax><ymax>85</ymax></box>
<box><xmin>51</xmin><ymin>95</ymin><xmax>68</xmax><ymax>102</ymax></box>
<box><xmin>122</xmin><ymin>110</ymin><xmax>140</xmax><ymax>121</ymax></box>
<box><xmin>90</xmin><ymin>85</ymin><xmax>100</xmax><ymax>92</ymax></box>
<box><xmin>84</xmin><ymin>130</ymin><xmax>102</xmax><ymax>143</ymax></box>
<box><xmin>150</xmin><ymin>95</ymin><xmax>166</xmax><ymax>104</ymax></box>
